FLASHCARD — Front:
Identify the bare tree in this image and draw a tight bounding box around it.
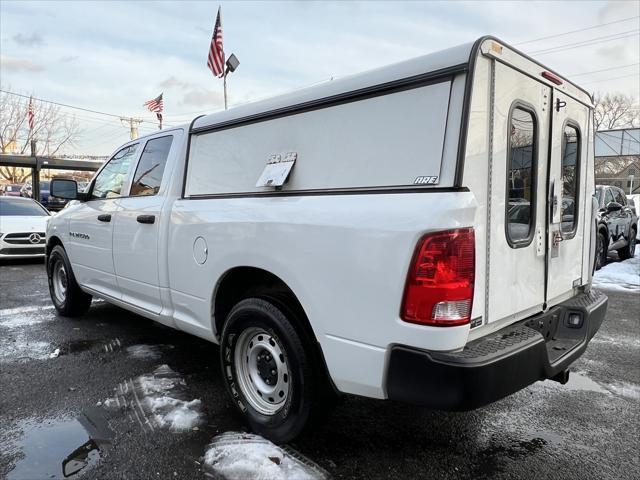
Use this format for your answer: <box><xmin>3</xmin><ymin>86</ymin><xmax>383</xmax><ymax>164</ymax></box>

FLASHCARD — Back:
<box><xmin>593</xmin><ymin>93</ymin><xmax>639</xmax><ymax>131</ymax></box>
<box><xmin>0</xmin><ymin>89</ymin><xmax>80</xmax><ymax>183</ymax></box>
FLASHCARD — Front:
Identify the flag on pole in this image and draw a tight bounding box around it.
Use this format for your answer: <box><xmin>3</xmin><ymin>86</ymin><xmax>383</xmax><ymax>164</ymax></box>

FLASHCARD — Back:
<box><xmin>143</xmin><ymin>93</ymin><xmax>164</xmax><ymax>114</ymax></box>
<box><xmin>28</xmin><ymin>96</ymin><xmax>35</xmax><ymax>131</ymax></box>
<box><xmin>207</xmin><ymin>6</ymin><xmax>225</xmax><ymax>78</ymax></box>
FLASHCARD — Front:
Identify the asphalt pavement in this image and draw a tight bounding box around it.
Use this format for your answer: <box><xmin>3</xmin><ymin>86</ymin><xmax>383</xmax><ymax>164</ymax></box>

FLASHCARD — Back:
<box><xmin>0</xmin><ymin>259</ymin><xmax>638</xmax><ymax>479</ymax></box>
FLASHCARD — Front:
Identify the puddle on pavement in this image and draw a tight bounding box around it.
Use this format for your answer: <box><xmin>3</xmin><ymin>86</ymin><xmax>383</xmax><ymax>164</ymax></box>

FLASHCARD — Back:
<box><xmin>562</xmin><ymin>372</ymin><xmax>609</xmax><ymax>394</ymax></box>
<box><xmin>7</xmin><ymin>407</ymin><xmax>114</xmax><ymax>480</ymax></box>
<box><xmin>59</xmin><ymin>339</ymin><xmax>102</xmax><ymax>355</ymax></box>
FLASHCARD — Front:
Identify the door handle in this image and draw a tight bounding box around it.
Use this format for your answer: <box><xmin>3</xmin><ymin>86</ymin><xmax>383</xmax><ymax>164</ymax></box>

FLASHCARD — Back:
<box><xmin>97</xmin><ymin>214</ymin><xmax>111</xmax><ymax>222</ymax></box>
<box><xmin>136</xmin><ymin>215</ymin><xmax>155</xmax><ymax>224</ymax></box>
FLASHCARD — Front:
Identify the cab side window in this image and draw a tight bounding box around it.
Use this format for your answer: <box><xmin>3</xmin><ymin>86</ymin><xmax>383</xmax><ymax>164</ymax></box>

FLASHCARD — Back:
<box><xmin>130</xmin><ymin>136</ymin><xmax>173</xmax><ymax>197</ymax></box>
<box><xmin>91</xmin><ymin>144</ymin><xmax>139</xmax><ymax>200</ymax></box>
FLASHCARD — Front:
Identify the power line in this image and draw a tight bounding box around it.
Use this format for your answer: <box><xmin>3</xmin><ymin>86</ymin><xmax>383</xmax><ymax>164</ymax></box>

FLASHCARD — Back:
<box><xmin>515</xmin><ymin>15</ymin><xmax>640</xmax><ymax>46</ymax></box>
<box><xmin>569</xmin><ymin>63</ymin><xmax>640</xmax><ymax>77</ymax></box>
<box><xmin>581</xmin><ymin>73</ymin><xmax>640</xmax><ymax>85</ymax></box>
<box><xmin>530</xmin><ymin>30</ymin><xmax>639</xmax><ymax>55</ymax></box>
<box><xmin>0</xmin><ymin>89</ymin><xmax>170</xmax><ymax>126</ymax></box>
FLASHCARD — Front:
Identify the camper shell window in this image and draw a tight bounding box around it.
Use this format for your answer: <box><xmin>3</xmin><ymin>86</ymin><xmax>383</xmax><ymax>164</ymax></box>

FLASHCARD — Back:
<box><xmin>506</xmin><ymin>103</ymin><xmax>537</xmax><ymax>248</ymax></box>
<box><xmin>561</xmin><ymin>123</ymin><xmax>580</xmax><ymax>237</ymax></box>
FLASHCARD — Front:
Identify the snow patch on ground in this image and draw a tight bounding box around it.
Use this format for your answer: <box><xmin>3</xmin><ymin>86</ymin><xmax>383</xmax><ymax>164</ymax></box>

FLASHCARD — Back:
<box><xmin>592</xmin><ymin>248</ymin><xmax>640</xmax><ymax>292</ymax></box>
<box><xmin>103</xmin><ymin>364</ymin><xmax>202</xmax><ymax>432</ymax></box>
<box><xmin>0</xmin><ymin>305</ymin><xmax>55</xmax><ymax>317</ymax></box>
<box><xmin>605</xmin><ymin>381</ymin><xmax>640</xmax><ymax>401</ymax></box>
<box><xmin>204</xmin><ymin>432</ymin><xmax>328</xmax><ymax>480</ymax></box>
<box><xmin>0</xmin><ymin>336</ymin><xmax>51</xmax><ymax>362</ymax></box>
<box><xmin>591</xmin><ymin>333</ymin><xmax>640</xmax><ymax>349</ymax></box>
<box><xmin>0</xmin><ymin>305</ymin><xmax>56</xmax><ymax>329</ymax></box>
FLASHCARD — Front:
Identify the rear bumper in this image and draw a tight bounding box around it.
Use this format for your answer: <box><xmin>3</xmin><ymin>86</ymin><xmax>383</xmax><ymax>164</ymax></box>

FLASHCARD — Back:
<box><xmin>386</xmin><ymin>289</ymin><xmax>607</xmax><ymax>410</ymax></box>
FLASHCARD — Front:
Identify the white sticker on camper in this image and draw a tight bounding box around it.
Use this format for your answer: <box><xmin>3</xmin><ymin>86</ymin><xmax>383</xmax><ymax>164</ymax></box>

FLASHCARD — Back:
<box><xmin>255</xmin><ymin>152</ymin><xmax>297</xmax><ymax>188</ymax></box>
<box><xmin>414</xmin><ymin>176</ymin><xmax>439</xmax><ymax>185</ymax></box>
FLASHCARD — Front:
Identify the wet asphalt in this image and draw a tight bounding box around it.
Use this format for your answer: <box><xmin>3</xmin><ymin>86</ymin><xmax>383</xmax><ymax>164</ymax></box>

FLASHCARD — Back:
<box><xmin>0</xmin><ymin>259</ymin><xmax>638</xmax><ymax>480</ymax></box>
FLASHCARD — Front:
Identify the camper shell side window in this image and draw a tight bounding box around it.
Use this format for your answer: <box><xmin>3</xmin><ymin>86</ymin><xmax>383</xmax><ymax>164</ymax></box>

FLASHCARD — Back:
<box><xmin>505</xmin><ymin>102</ymin><xmax>538</xmax><ymax>248</ymax></box>
<box><xmin>560</xmin><ymin>122</ymin><xmax>581</xmax><ymax>237</ymax></box>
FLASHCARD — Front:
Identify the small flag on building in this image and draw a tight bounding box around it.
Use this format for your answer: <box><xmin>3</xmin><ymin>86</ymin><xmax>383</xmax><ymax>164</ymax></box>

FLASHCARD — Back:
<box><xmin>143</xmin><ymin>93</ymin><xmax>164</xmax><ymax>128</ymax></box>
<box><xmin>28</xmin><ymin>96</ymin><xmax>35</xmax><ymax>131</ymax></box>
<box><xmin>207</xmin><ymin>6</ymin><xmax>225</xmax><ymax>78</ymax></box>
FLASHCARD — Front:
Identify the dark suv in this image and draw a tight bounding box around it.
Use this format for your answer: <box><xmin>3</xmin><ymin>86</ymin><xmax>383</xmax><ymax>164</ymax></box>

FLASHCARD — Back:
<box><xmin>594</xmin><ymin>185</ymin><xmax>638</xmax><ymax>270</ymax></box>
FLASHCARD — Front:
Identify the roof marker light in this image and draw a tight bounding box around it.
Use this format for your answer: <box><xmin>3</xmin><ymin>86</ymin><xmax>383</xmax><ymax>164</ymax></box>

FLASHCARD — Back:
<box><xmin>542</xmin><ymin>71</ymin><xmax>563</xmax><ymax>86</ymax></box>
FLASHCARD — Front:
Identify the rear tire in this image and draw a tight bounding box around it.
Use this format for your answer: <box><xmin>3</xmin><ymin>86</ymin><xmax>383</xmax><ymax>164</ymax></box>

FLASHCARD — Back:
<box><xmin>47</xmin><ymin>245</ymin><xmax>92</xmax><ymax>317</ymax></box>
<box><xmin>220</xmin><ymin>297</ymin><xmax>315</xmax><ymax>444</ymax></box>
<box><xmin>595</xmin><ymin>231</ymin><xmax>607</xmax><ymax>271</ymax></box>
<box><xmin>618</xmin><ymin>227</ymin><xmax>636</xmax><ymax>260</ymax></box>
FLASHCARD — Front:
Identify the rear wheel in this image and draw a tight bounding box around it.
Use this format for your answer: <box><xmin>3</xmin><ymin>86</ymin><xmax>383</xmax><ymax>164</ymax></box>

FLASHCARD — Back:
<box><xmin>220</xmin><ymin>297</ymin><xmax>315</xmax><ymax>443</ymax></box>
<box><xmin>47</xmin><ymin>245</ymin><xmax>92</xmax><ymax>317</ymax></box>
<box><xmin>595</xmin><ymin>231</ymin><xmax>607</xmax><ymax>271</ymax></box>
<box><xmin>618</xmin><ymin>227</ymin><xmax>636</xmax><ymax>260</ymax></box>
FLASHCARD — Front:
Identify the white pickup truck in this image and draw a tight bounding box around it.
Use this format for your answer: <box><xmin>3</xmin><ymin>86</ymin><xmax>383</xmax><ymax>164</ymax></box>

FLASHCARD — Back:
<box><xmin>47</xmin><ymin>36</ymin><xmax>607</xmax><ymax>443</ymax></box>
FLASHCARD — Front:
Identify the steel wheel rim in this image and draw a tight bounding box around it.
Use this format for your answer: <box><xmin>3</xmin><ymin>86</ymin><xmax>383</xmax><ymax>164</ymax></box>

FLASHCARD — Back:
<box><xmin>52</xmin><ymin>260</ymin><xmax>68</xmax><ymax>304</ymax></box>
<box><xmin>233</xmin><ymin>327</ymin><xmax>290</xmax><ymax>415</ymax></box>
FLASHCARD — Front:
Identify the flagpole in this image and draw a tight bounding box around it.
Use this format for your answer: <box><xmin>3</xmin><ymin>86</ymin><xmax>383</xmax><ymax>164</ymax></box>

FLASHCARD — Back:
<box><xmin>223</xmin><ymin>67</ymin><xmax>228</xmax><ymax>110</ymax></box>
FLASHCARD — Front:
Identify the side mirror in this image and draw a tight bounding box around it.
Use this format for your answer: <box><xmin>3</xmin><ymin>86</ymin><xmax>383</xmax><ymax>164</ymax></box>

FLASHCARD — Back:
<box><xmin>51</xmin><ymin>179</ymin><xmax>82</xmax><ymax>200</ymax></box>
<box><xmin>606</xmin><ymin>201</ymin><xmax>622</xmax><ymax>213</ymax></box>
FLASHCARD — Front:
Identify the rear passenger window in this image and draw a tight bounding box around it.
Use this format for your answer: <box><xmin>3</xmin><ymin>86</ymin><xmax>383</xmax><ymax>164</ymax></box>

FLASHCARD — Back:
<box><xmin>561</xmin><ymin>124</ymin><xmax>580</xmax><ymax>235</ymax></box>
<box><xmin>506</xmin><ymin>106</ymin><xmax>536</xmax><ymax>246</ymax></box>
<box><xmin>614</xmin><ymin>189</ymin><xmax>626</xmax><ymax>205</ymax></box>
<box><xmin>130</xmin><ymin>136</ymin><xmax>173</xmax><ymax>197</ymax></box>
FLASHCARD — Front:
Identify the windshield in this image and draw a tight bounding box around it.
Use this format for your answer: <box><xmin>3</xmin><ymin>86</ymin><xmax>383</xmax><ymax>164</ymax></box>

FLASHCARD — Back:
<box><xmin>40</xmin><ymin>181</ymin><xmax>50</xmax><ymax>190</ymax></box>
<box><xmin>0</xmin><ymin>198</ymin><xmax>50</xmax><ymax>216</ymax></box>
<box><xmin>595</xmin><ymin>188</ymin><xmax>603</xmax><ymax>204</ymax></box>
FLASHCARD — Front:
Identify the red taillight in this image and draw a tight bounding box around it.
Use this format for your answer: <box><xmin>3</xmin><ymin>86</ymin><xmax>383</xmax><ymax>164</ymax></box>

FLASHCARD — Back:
<box><xmin>401</xmin><ymin>228</ymin><xmax>475</xmax><ymax>327</ymax></box>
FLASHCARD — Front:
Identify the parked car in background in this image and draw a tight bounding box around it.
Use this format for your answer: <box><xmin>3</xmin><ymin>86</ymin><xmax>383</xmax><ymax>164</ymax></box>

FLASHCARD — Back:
<box><xmin>21</xmin><ymin>181</ymin><xmax>68</xmax><ymax>211</ymax></box>
<box><xmin>1</xmin><ymin>184</ymin><xmax>24</xmax><ymax>197</ymax></box>
<box><xmin>594</xmin><ymin>185</ymin><xmax>638</xmax><ymax>269</ymax></box>
<box><xmin>0</xmin><ymin>196</ymin><xmax>49</xmax><ymax>259</ymax></box>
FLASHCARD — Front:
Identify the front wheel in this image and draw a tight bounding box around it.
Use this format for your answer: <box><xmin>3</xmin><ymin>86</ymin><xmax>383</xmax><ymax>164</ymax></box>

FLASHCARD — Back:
<box><xmin>618</xmin><ymin>228</ymin><xmax>636</xmax><ymax>260</ymax></box>
<box><xmin>220</xmin><ymin>298</ymin><xmax>315</xmax><ymax>443</ymax></box>
<box><xmin>47</xmin><ymin>245</ymin><xmax>92</xmax><ymax>317</ymax></box>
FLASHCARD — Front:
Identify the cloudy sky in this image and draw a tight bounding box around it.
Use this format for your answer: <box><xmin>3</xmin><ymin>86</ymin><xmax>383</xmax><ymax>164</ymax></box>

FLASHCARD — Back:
<box><xmin>1</xmin><ymin>0</ymin><xmax>639</xmax><ymax>155</ymax></box>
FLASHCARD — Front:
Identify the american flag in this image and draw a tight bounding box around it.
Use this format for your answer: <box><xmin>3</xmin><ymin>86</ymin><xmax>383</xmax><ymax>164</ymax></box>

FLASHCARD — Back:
<box><xmin>207</xmin><ymin>6</ymin><xmax>225</xmax><ymax>78</ymax></box>
<box><xmin>143</xmin><ymin>93</ymin><xmax>164</xmax><ymax>114</ymax></box>
<box><xmin>28</xmin><ymin>96</ymin><xmax>34</xmax><ymax>130</ymax></box>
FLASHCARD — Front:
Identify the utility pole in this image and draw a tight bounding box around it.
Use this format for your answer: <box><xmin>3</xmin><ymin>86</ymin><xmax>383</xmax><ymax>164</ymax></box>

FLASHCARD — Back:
<box><xmin>120</xmin><ymin>117</ymin><xmax>143</xmax><ymax>140</ymax></box>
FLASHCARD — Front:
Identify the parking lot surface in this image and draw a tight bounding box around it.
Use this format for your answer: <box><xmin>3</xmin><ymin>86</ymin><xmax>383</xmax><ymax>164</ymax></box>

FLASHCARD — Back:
<box><xmin>1</xmin><ymin>259</ymin><xmax>638</xmax><ymax>479</ymax></box>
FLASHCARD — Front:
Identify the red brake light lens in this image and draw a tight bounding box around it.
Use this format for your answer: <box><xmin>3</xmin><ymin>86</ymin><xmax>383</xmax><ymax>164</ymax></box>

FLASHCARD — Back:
<box><xmin>401</xmin><ymin>228</ymin><xmax>475</xmax><ymax>326</ymax></box>
<box><xmin>541</xmin><ymin>70</ymin><xmax>563</xmax><ymax>85</ymax></box>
